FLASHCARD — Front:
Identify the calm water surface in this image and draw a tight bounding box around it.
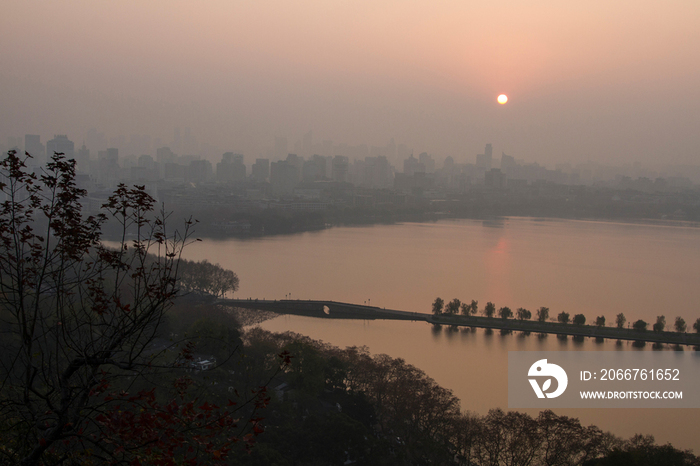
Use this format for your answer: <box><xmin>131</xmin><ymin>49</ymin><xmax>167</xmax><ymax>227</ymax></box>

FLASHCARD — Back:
<box><xmin>184</xmin><ymin>218</ymin><xmax>700</xmax><ymax>451</ymax></box>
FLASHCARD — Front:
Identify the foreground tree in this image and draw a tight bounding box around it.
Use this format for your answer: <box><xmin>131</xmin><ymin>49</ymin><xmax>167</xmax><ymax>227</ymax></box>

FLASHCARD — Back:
<box><xmin>596</xmin><ymin>316</ymin><xmax>606</xmax><ymax>327</ymax></box>
<box><xmin>558</xmin><ymin>312</ymin><xmax>571</xmax><ymax>324</ymax></box>
<box><xmin>0</xmin><ymin>151</ymin><xmax>271</xmax><ymax>465</ymax></box>
<box><xmin>537</xmin><ymin>307</ymin><xmax>550</xmax><ymax>322</ymax></box>
<box><xmin>573</xmin><ymin>314</ymin><xmax>586</xmax><ymax>325</ymax></box>
<box><xmin>484</xmin><ymin>302</ymin><xmax>496</xmax><ymax>318</ymax></box>
<box><xmin>584</xmin><ymin>434</ymin><xmax>698</xmax><ymax>466</ymax></box>
<box><xmin>516</xmin><ymin>307</ymin><xmax>532</xmax><ymax>320</ymax></box>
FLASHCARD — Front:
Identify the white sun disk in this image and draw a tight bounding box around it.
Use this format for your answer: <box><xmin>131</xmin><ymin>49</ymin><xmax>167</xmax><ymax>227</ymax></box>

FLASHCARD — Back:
<box><xmin>497</xmin><ymin>94</ymin><xmax>508</xmax><ymax>104</ymax></box>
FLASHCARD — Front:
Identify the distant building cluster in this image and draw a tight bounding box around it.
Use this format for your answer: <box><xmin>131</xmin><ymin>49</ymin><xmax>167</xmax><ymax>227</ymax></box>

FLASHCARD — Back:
<box><xmin>3</xmin><ymin>131</ymin><xmax>698</xmax><ymax>224</ymax></box>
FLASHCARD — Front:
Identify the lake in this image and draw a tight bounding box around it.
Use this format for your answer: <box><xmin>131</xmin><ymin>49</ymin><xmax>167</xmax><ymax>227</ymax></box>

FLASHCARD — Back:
<box><xmin>184</xmin><ymin>218</ymin><xmax>700</xmax><ymax>451</ymax></box>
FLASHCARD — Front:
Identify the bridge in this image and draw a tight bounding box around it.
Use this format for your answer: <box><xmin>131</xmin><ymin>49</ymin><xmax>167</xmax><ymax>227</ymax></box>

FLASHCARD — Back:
<box><xmin>219</xmin><ymin>299</ymin><xmax>700</xmax><ymax>347</ymax></box>
<box><xmin>219</xmin><ymin>299</ymin><xmax>429</xmax><ymax>321</ymax></box>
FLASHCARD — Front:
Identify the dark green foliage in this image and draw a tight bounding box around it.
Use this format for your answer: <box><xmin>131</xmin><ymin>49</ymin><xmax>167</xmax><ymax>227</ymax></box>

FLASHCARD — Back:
<box><xmin>461</xmin><ymin>299</ymin><xmax>479</xmax><ymax>316</ymax></box>
<box><xmin>0</xmin><ymin>151</ymin><xmax>277</xmax><ymax>465</ymax></box>
<box><xmin>235</xmin><ymin>328</ymin><xmax>696</xmax><ymax>465</ymax></box>
<box><xmin>499</xmin><ymin>306</ymin><xmax>513</xmax><ymax>319</ymax></box>
<box><xmin>633</xmin><ymin>320</ymin><xmax>648</xmax><ymax>331</ymax></box>
<box><xmin>583</xmin><ymin>435</ymin><xmax>699</xmax><ymax>466</ymax></box>
<box><xmin>616</xmin><ymin>313</ymin><xmax>626</xmax><ymax>328</ymax></box>
<box><xmin>484</xmin><ymin>302</ymin><xmax>496</xmax><ymax>318</ymax></box>
<box><xmin>432</xmin><ymin>297</ymin><xmax>444</xmax><ymax>315</ymax></box>
<box><xmin>445</xmin><ymin>298</ymin><xmax>461</xmax><ymax>315</ymax></box>
<box><xmin>653</xmin><ymin>315</ymin><xmax>666</xmax><ymax>332</ymax></box>
<box><xmin>675</xmin><ymin>317</ymin><xmax>687</xmax><ymax>333</ymax></box>
<box><xmin>177</xmin><ymin>258</ymin><xmax>240</xmax><ymax>298</ymax></box>
<box><xmin>516</xmin><ymin>307</ymin><xmax>532</xmax><ymax>320</ymax></box>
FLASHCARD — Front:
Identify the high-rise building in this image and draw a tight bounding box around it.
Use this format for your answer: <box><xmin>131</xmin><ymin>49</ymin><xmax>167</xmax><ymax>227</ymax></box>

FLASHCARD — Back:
<box><xmin>46</xmin><ymin>135</ymin><xmax>75</xmax><ymax>163</ymax></box>
<box><xmin>25</xmin><ymin>135</ymin><xmax>45</xmax><ymax>161</ymax></box>
<box><xmin>361</xmin><ymin>156</ymin><xmax>391</xmax><ymax>188</ymax></box>
<box><xmin>302</xmin><ymin>154</ymin><xmax>327</xmax><ymax>182</ymax></box>
<box><xmin>252</xmin><ymin>158</ymin><xmax>270</xmax><ymax>181</ymax></box>
<box><xmin>285</xmin><ymin>153</ymin><xmax>303</xmax><ymax>181</ymax></box>
<box><xmin>476</xmin><ymin>143</ymin><xmax>493</xmax><ymax>170</ymax></box>
<box><xmin>188</xmin><ymin>160</ymin><xmax>213</xmax><ymax>183</ymax></box>
<box><xmin>500</xmin><ymin>152</ymin><xmax>516</xmax><ymax>175</ymax></box>
<box><xmin>76</xmin><ymin>144</ymin><xmax>90</xmax><ymax>172</ymax></box>
<box><xmin>485</xmin><ymin>168</ymin><xmax>506</xmax><ymax>189</ymax></box>
<box><xmin>99</xmin><ymin>148</ymin><xmax>119</xmax><ymax>167</ymax></box>
<box><xmin>403</xmin><ymin>154</ymin><xmax>425</xmax><ymax>176</ymax></box>
<box><xmin>156</xmin><ymin>147</ymin><xmax>177</xmax><ymax>164</ymax></box>
<box><xmin>270</xmin><ymin>160</ymin><xmax>298</xmax><ymax>194</ymax></box>
<box><xmin>217</xmin><ymin>152</ymin><xmax>246</xmax><ymax>183</ymax></box>
<box><xmin>138</xmin><ymin>154</ymin><xmax>155</xmax><ymax>169</ymax></box>
<box><xmin>418</xmin><ymin>152</ymin><xmax>435</xmax><ymax>173</ymax></box>
<box><xmin>332</xmin><ymin>155</ymin><xmax>349</xmax><ymax>182</ymax></box>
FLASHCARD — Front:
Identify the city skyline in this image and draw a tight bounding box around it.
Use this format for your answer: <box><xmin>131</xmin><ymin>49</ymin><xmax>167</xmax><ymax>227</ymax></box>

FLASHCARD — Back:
<box><xmin>1</xmin><ymin>1</ymin><xmax>699</xmax><ymax>167</ymax></box>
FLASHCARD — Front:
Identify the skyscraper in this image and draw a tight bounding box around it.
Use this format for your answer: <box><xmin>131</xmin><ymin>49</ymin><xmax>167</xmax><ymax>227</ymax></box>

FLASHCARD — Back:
<box><xmin>476</xmin><ymin>143</ymin><xmax>493</xmax><ymax>170</ymax></box>
<box><xmin>25</xmin><ymin>135</ymin><xmax>45</xmax><ymax>161</ymax></box>
<box><xmin>76</xmin><ymin>144</ymin><xmax>90</xmax><ymax>173</ymax></box>
<box><xmin>252</xmin><ymin>158</ymin><xmax>270</xmax><ymax>181</ymax></box>
<box><xmin>46</xmin><ymin>135</ymin><xmax>75</xmax><ymax>163</ymax></box>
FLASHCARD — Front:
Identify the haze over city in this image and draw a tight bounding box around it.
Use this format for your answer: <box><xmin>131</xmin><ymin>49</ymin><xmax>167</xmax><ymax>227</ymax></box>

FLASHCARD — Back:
<box><xmin>3</xmin><ymin>2</ymin><xmax>700</xmax><ymax>464</ymax></box>
<box><xmin>2</xmin><ymin>0</ymin><xmax>699</xmax><ymax>167</ymax></box>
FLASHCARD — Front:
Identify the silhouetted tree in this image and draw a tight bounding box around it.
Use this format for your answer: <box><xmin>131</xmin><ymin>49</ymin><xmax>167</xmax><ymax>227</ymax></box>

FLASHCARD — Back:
<box><xmin>470</xmin><ymin>300</ymin><xmax>479</xmax><ymax>315</ymax></box>
<box><xmin>584</xmin><ymin>433</ymin><xmax>698</xmax><ymax>466</ymax></box>
<box><xmin>674</xmin><ymin>317</ymin><xmax>687</xmax><ymax>333</ymax></box>
<box><xmin>0</xmin><ymin>151</ymin><xmax>276</xmax><ymax>465</ymax></box>
<box><xmin>432</xmin><ymin>297</ymin><xmax>444</xmax><ymax>315</ymax></box>
<box><xmin>693</xmin><ymin>318</ymin><xmax>700</xmax><ymax>333</ymax></box>
<box><xmin>516</xmin><ymin>307</ymin><xmax>532</xmax><ymax>320</ymax></box>
<box><xmin>461</xmin><ymin>299</ymin><xmax>479</xmax><ymax>317</ymax></box>
<box><xmin>616</xmin><ymin>313</ymin><xmax>626</xmax><ymax>329</ymax></box>
<box><xmin>537</xmin><ymin>410</ymin><xmax>616</xmax><ymax>466</ymax></box>
<box><xmin>558</xmin><ymin>312</ymin><xmax>571</xmax><ymax>324</ymax></box>
<box><xmin>484</xmin><ymin>302</ymin><xmax>496</xmax><ymax>318</ymax></box>
<box><xmin>596</xmin><ymin>316</ymin><xmax>606</xmax><ymax>327</ymax></box>
<box><xmin>445</xmin><ymin>298</ymin><xmax>461</xmax><ymax>315</ymax></box>
<box><xmin>653</xmin><ymin>315</ymin><xmax>666</xmax><ymax>332</ymax></box>
<box><xmin>537</xmin><ymin>307</ymin><xmax>550</xmax><ymax>322</ymax></box>
<box><xmin>633</xmin><ymin>320</ymin><xmax>648</xmax><ymax>331</ymax></box>
<box><xmin>235</xmin><ymin>329</ymin><xmax>700</xmax><ymax>466</ymax></box>
<box><xmin>573</xmin><ymin>314</ymin><xmax>586</xmax><ymax>325</ymax></box>
<box><xmin>177</xmin><ymin>258</ymin><xmax>240</xmax><ymax>298</ymax></box>
<box><xmin>498</xmin><ymin>306</ymin><xmax>513</xmax><ymax>319</ymax></box>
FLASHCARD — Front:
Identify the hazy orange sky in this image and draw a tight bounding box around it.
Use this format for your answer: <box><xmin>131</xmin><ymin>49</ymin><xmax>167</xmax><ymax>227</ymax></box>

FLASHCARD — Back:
<box><xmin>1</xmin><ymin>0</ymin><xmax>699</xmax><ymax>165</ymax></box>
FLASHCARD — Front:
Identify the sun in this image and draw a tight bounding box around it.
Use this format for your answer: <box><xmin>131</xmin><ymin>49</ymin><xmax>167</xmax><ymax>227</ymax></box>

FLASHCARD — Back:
<box><xmin>497</xmin><ymin>94</ymin><xmax>508</xmax><ymax>104</ymax></box>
